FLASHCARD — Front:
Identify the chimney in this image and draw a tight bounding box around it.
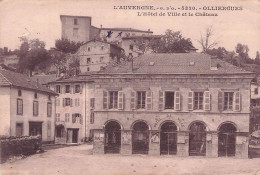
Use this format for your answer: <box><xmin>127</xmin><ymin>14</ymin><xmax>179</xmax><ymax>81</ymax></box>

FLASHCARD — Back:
<box><xmin>148</xmin><ymin>29</ymin><xmax>150</xmax><ymax>32</ymax></box>
<box><xmin>100</xmin><ymin>24</ymin><xmax>103</xmax><ymax>29</ymax></box>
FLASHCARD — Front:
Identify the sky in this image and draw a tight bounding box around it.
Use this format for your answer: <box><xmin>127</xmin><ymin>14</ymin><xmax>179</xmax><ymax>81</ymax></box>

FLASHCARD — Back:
<box><xmin>0</xmin><ymin>0</ymin><xmax>259</xmax><ymax>58</ymax></box>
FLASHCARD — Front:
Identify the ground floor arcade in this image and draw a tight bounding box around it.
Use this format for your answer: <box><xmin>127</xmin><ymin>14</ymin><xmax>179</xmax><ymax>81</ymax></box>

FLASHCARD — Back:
<box><xmin>93</xmin><ymin>120</ymin><xmax>249</xmax><ymax>158</ymax></box>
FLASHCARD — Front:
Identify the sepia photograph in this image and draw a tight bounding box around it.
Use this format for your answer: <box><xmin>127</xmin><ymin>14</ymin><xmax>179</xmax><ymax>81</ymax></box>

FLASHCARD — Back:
<box><xmin>0</xmin><ymin>0</ymin><xmax>260</xmax><ymax>174</ymax></box>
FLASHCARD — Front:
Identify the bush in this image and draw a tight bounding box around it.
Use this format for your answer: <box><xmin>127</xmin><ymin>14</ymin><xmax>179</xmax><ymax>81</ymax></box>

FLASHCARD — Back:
<box><xmin>0</xmin><ymin>135</ymin><xmax>42</xmax><ymax>163</ymax></box>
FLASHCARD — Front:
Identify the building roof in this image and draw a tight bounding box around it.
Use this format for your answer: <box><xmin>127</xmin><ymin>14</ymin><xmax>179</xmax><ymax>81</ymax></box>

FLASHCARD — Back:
<box><xmin>31</xmin><ymin>74</ymin><xmax>59</xmax><ymax>85</ymax></box>
<box><xmin>100</xmin><ymin>27</ymin><xmax>153</xmax><ymax>33</ymax></box>
<box><xmin>122</xmin><ymin>35</ymin><xmax>162</xmax><ymax>40</ymax></box>
<box><xmin>48</xmin><ymin>75</ymin><xmax>93</xmax><ymax>84</ymax></box>
<box><xmin>60</xmin><ymin>15</ymin><xmax>92</xmax><ymax>19</ymax></box>
<box><xmin>0</xmin><ymin>69</ymin><xmax>57</xmax><ymax>95</ymax></box>
<box><xmin>96</xmin><ymin>53</ymin><xmax>255</xmax><ymax>75</ymax></box>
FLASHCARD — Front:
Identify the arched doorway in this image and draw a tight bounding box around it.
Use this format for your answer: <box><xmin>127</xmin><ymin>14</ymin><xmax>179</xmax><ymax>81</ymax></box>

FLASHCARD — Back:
<box><xmin>132</xmin><ymin>121</ymin><xmax>149</xmax><ymax>154</ymax></box>
<box><xmin>160</xmin><ymin>122</ymin><xmax>177</xmax><ymax>155</ymax></box>
<box><xmin>189</xmin><ymin>122</ymin><xmax>207</xmax><ymax>156</ymax></box>
<box><xmin>218</xmin><ymin>123</ymin><xmax>236</xmax><ymax>157</ymax></box>
<box><xmin>104</xmin><ymin>121</ymin><xmax>121</xmax><ymax>154</ymax></box>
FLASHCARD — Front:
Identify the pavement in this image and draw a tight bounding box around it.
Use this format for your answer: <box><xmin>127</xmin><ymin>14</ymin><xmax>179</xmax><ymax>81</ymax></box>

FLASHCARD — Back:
<box><xmin>1</xmin><ymin>144</ymin><xmax>260</xmax><ymax>175</ymax></box>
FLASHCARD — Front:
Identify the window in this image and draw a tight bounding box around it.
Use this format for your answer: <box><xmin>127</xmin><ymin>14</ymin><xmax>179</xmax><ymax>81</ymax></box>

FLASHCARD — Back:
<box><xmin>100</xmin><ymin>57</ymin><xmax>104</xmax><ymax>62</ymax></box>
<box><xmin>65</xmin><ymin>85</ymin><xmax>70</xmax><ymax>93</ymax></box>
<box><xmin>109</xmin><ymin>91</ymin><xmax>118</xmax><ymax>109</ymax></box>
<box><xmin>56</xmin><ymin>126</ymin><xmax>63</xmax><ymax>137</ymax></box>
<box><xmin>72</xmin><ymin>113</ymin><xmax>81</xmax><ymax>124</ymax></box>
<box><xmin>90</xmin><ymin>98</ymin><xmax>95</xmax><ymax>109</ymax></box>
<box><xmin>87</xmin><ymin>47</ymin><xmax>91</xmax><ymax>51</ymax></box>
<box><xmin>73</xmin><ymin>28</ymin><xmax>79</xmax><ymax>37</ymax></box>
<box><xmin>224</xmin><ymin>92</ymin><xmax>234</xmax><ymax>110</ymax></box>
<box><xmin>48</xmin><ymin>95</ymin><xmax>51</xmax><ymax>101</ymax></box>
<box><xmin>56</xmin><ymin>85</ymin><xmax>61</xmax><ymax>93</ymax></box>
<box><xmin>75</xmin><ymin>98</ymin><xmax>80</xmax><ymax>106</ymax></box>
<box><xmin>255</xmin><ymin>88</ymin><xmax>258</xmax><ymax>95</ymax></box>
<box><xmin>137</xmin><ymin>91</ymin><xmax>146</xmax><ymax>109</ymax></box>
<box><xmin>17</xmin><ymin>99</ymin><xmax>23</xmax><ymax>115</ymax></box>
<box><xmin>194</xmin><ymin>92</ymin><xmax>203</xmax><ymax>110</ymax></box>
<box><xmin>34</xmin><ymin>92</ymin><xmax>37</xmax><ymax>99</ymax></box>
<box><xmin>129</xmin><ymin>45</ymin><xmax>134</xmax><ymax>50</ymax></box>
<box><xmin>16</xmin><ymin>123</ymin><xmax>23</xmax><ymax>137</ymax></box>
<box><xmin>65</xmin><ymin>98</ymin><xmax>71</xmax><ymax>106</ymax></box>
<box><xmin>56</xmin><ymin>98</ymin><xmax>60</xmax><ymax>106</ymax></box>
<box><xmin>87</xmin><ymin>67</ymin><xmax>90</xmax><ymax>71</ymax></box>
<box><xmin>18</xmin><ymin>90</ymin><xmax>22</xmax><ymax>96</ymax></box>
<box><xmin>47</xmin><ymin>121</ymin><xmax>51</xmax><ymax>138</ymax></box>
<box><xmin>129</xmin><ymin>53</ymin><xmax>133</xmax><ymax>57</ymax></box>
<box><xmin>101</xmin><ymin>46</ymin><xmax>104</xmax><ymax>50</ymax></box>
<box><xmin>65</xmin><ymin>113</ymin><xmax>70</xmax><ymax>122</ymax></box>
<box><xmin>33</xmin><ymin>101</ymin><xmax>39</xmax><ymax>116</ymax></box>
<box><xmin>90</xmin><ymin>109</ymin><xmax>94</xmax><ymax>124</ymax></box>
<box><xmin>165</xmin><ymin>92</ymin><xmax>174</xmax><ymax>109</ymax></box>
<box><xmin>56</xmin><ymin>113</ymin><xmax>60</xmax><ymax>122</ymax></box>
<box><xmin>87</xmin><ymin>58</ymin><xmax>91</xmax><ymax>64</ymax></box>
<box><xmin>75</xmin><ymin>85</ymin><xmax>80</xmax><ymax>93</ymax></box>
<box><xmin>74</xmin><ymin>18</ymin><xmax>78</xmax><ymax>25</ymax></box>
<box><xmin>47</xmin><ymin>103</ymin><xmax>52</xmax><ymax>117</ymax></box>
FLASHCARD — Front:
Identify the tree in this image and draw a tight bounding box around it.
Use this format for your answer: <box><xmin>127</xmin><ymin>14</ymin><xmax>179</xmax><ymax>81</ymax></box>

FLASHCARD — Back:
<box><xmin>134</xmin><ymin>30</ymin><xmax>196</xmax><ymax>54</ymax></box>
<box><xmin>235</xmin><ymin>43</ymin><xmax>251</xmax><ymax>64</ymax></box>
<box><xmin>255</xmin><ymin>51</ymin><xmax>260</xmax><ymax>65</ymax></box>
<box><xmin>55</xmin><ymin>39</ymin><xmax>83</xmax><ymax>54</ymax></box>
<box><xmin>198</xmin><ymin>25</ymin><xmax>219</xmax><ymax>53</ymax></box>
<box><xmin>18</xmin><ymin>38</ymin><xmax>50</xmax><ymax>76</ymax></box>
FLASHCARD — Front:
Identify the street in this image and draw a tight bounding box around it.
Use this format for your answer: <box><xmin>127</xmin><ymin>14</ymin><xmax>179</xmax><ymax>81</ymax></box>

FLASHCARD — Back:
<box><xmin>1</xmin><ymin>144</ymin><xmax>260</xmax><ymax>175</ymax></box>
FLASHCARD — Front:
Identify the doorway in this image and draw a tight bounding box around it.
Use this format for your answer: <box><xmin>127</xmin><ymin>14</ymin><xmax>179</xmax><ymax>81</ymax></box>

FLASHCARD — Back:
<box><xmin>104</xmin><ymin>121</ymin><xmax>121</xmax><ymax>154</ymax></box>
<box><xmin>132</xmin><ymin>121</ymin><xmax>149</xmax><ymax>154</ymax></box>
<box><xmin>189</xmin><ymin>122</ymin><xmax>206</xmax><ymax>156</ymax></box>
<box><xmin>160</xmin><ymin>122</ymin><xmax>177</xmax><ymax>155</ymax></box>
<box><xmin>67</xmin><ymin>129</ymin><xmax>79</xmax><ymax>143</ymax></box>
<box><xmin>218</xmin><ymin>123</ymin><xmax>236</xmax><ymax>157</ymax></box>
<box><xmin>29</xmin><ymin>122</ymin><xmax>42</xmax><ymax>137</ymax></box>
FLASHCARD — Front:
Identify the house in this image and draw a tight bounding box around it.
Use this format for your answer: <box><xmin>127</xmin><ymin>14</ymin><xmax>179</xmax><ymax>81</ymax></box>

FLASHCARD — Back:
<box><xmin>76</xmin><ymin>40</ymin><xmax>124</xmax><ymax>73</ymax></box>
<box><xmin>47</xmin><ymin>75</ymin><xmax>94</xmax><ymax>144</ymax></box>
<box><xmin>0</xmin><ymin>69</ymin><xmax>57</xmax><ymax>143</ymax></box>
<box><xmin>90</xmin><ymin>53</ymin><xmax>254</xmax><ymax>158</ymax></box>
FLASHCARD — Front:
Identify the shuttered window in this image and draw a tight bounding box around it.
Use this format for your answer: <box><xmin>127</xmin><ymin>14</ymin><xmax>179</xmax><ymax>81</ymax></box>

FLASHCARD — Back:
<box><xmin>188</xmin><ymin>91</ymin><xmax>194</xmax><ymax>110</ymax></box>
<box><xmin>165</xmin><ymin>92</ymin><xmax>174</xmax><ymax>109</ymax></box>
<box><xmin>224</xmin><ymin>92</ymin><xmax>234</xmax><ymax>110</ymax></box>
<box><xmin>194</xmin><ymin>92</ymin><xmax>203</xmax><ymax>110</ymax></box>
<box><xmin>90</xmin><ymin>109</ymin><xmax>94</xmax><ymax>124</ymax></box>
<box><xmin>203</xmin><ymin>91</ymin><xmax>210</xmax><ymax>111</ymax></box>
<box><xmin>118</xmin><ymin>91</ymin><xmax>124</xmax><ymax>110</ymax></box>
<box><xmin>56</xmin><ymin>113</ymin><xmax>60</xmax><ymax>122</ymax></box>
<box><xmin>47</xmin><ymin>103</ymin><xmax>52</xmax><ymax>117</ymax></box>
<box><xmin>47</xmin><ymin>121</ymin><xmax>51</xmax><ymax>138</ymax></box>
<box><xmin>137</xmin><ymin>91</ymin><xmax>146</xmax><ymax>109</ymax></box>
<box><xmin>103</xmin><ymin>91</ymin><xmax>108</xmax><ymax>109</ymax></box>
<box><xmin>90</xmin><ymin>98</ymin><xmax>95</xmax><ymax>109</ymax></box>
<box><xmin>17</xmin><ymin>99</ymin><xmax>23</xmax><ymax>115</ymax></box>
<box><xmin>33</xmin><ymin>101</ymin><xmax>39</xmax><ymax>116</ymax></box>
<box><xmin>109</xmin><ymin>91</ymin><xmax>118</xmax><ymax>109</ymax></box>
<box><xmin>130</xmin><ymin>91</ymin><xmax>136</xmax><ymax>110</ymax></box>
<box><xmin>146</xmin><ymin>91</ymin><xmax>153</xmax><ymax>110</ymax></box>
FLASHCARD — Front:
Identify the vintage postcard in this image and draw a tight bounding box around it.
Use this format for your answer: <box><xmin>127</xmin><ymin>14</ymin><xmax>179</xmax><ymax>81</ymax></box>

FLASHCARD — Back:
<box><xmin>0</xmin><ymin>0</ymin><xmax>260</xmax><ymax>175</ymax></box>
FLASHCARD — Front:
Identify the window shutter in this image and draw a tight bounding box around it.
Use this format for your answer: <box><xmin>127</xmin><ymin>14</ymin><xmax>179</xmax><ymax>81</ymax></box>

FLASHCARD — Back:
<box><xmin>130</xmin><ymin>91</ymin><xmax>136</xmax><ymax>110</ymax></box>
<box><xmin>233</xmin><ymin>91</ymin><xmax>241</xmax><ymax>111</ymax></box>
<box><xmin>72</xmin><ymin>114</ymin><xmax>76</xmax><ymax>123</ymax></box>
<box><xmin>218</xmin><ymin>91</ymin><xmax>224</xmax><ymax>112</ymax></box>
<box><xmin>80</xmin><ymin>114</ymin><xmax>83</xmax><ymax>124</ymax></box>
<box><xmin>175</xmin><ymin>91</ymin><xmax>181</xmax><ymax>111</ymax></box>
<box><xmin>78</xmin><ymin>98</ymin><xmax>80</xmax><ymax>106</ymax></box>
<box><xmin>103</xmin><ymin>91</ymin><xmax>108</xmax><ymax>109</ymax></box>
<box><xmin>70</xmin><ymin>98</ymin><xmax>73</xmax><ymax>107</ymax></box>
<box><xmin>63</xmin><ymin>98</ymin><xmax>65</xmax><ymax>107</ymax></box>
<box><xmin>72</xmin><ymin>85</ymin><xmax>75</xmax><ymax>94</ymax></box>
<box><xmin>204</xmin><ymin>91</ymin><xmax>211</xmax><ymax>111</ymax></box>
<box><xmin>188</xmin><ymin>91</ymin><xmax>194</xmax><ymax>110</ymax></box>
<box><xmin>118</xmin><ymin>91</ymin><xmax>124</xmax><ymax>110</ymax></box>
<box><xmin>158</xmin><ymin>91</ymin><xmax>164</xmax><ymax>111</ymax></box>
<box><xmin>146</xmin><ymin>91</ymin><xmax>153</xmax><ymax>110</ymax></box>
<box><xmin>90</xmin><ymin>98</ymin><xmax>95</xmax><ymax>109</ymax></box>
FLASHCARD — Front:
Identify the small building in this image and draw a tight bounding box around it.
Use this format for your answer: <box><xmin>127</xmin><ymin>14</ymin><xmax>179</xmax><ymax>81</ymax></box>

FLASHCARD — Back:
<box><xmin>47</xmin><ymin>76</ymin><xmax>94</xmax><ymax>144</ymax></box>
<box><xmin>90</xmin><ymin>53</ymin><xmax>254</xmax><ymax>158</ymax></box>
<box><xmin>250</xmin><ymin>79</ymin><xmax>260</xmax><ymax>131</ymax></box>
<box><xmin>77</xmin><ymin>40</ymin><xmax>124</xmax><ymax>73</ymax></box>
<box><xmin>0</xmin><ymin>69</ymin><xmax>57</xmax><ymax>143</ymax></box>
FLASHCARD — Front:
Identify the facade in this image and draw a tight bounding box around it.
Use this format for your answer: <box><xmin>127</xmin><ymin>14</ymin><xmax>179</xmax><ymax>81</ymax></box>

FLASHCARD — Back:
<box><xmin>77</xmin><ymin>40</ymin><xmax>124</xmax><ymax>73</ymax></box>
<box><xmin>90</xmin><ymin>53</ymin><xmax>254</xmax><ymax>158</ymax></box>
<box><xmin>250</xmin><ymin>81</ymin><xmax>260</xmax><ymax>131</ymax></box>
<box><xmin>48</xmin><ymin>76</ymin><xmax>94</xmax><ymax>144</ymax></box>
<box><xmin>0</xmin><ymin>69</ymin><xmax>57</xmax><ymax>143</ymax></box>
